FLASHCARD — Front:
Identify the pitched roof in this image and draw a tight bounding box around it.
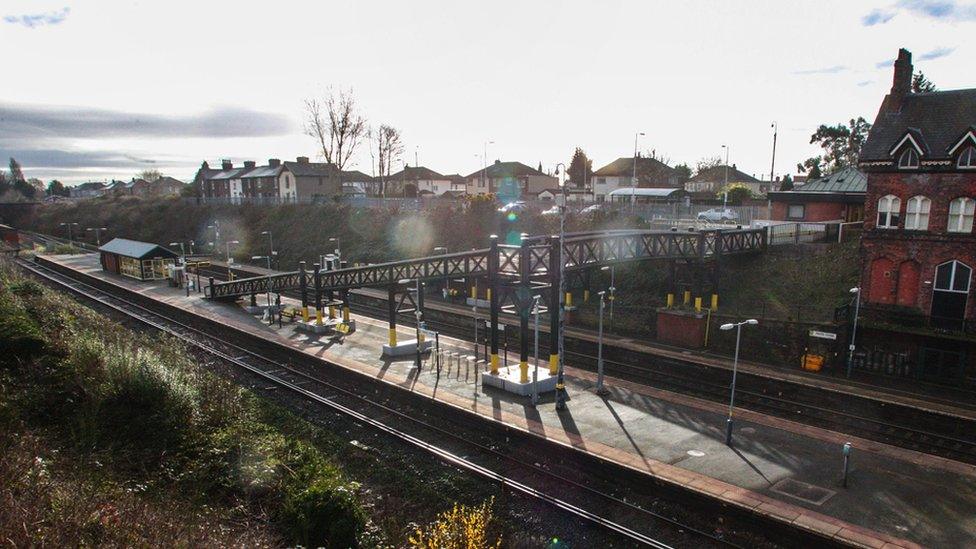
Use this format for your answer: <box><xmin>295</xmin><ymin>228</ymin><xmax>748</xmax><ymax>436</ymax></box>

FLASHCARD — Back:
<box><xmin>340</xmin><ymin>170</ymin><xmax>374</xmax><ymax>182</ymax></box>
<box><xmin>75</xmin><ymin>181</ymin><xmax>107</xmax><ymax>191</ymax></box>
<box><xmin>793</xmin><ymin>167</ymin><xmax>866</xmax><ymax>193</ymax></box>
<box><xmin>99</xmin><ymin>238</ymin><xmax>178</xmax><ymax>259</ymax></box>
<box><xmin>210</xmin><ymin>167</ymin><xmax>250</xmax><ymax>180</ymax></box>
<box><xmin>861</xmin><ymin>88</ymin><xmax>976</xmax><ymax>161</ymax></box>
<box><xmin>282</xmin><ymin>160</ymin><xmax>338</xmax><ymax>177</ymax></box>
<box><xmin>388</xmin><ymin>166</ymin><xmax>446</xmax><ymax>181</ymax></box>
<box><xmin>155</xmin><ymin>176</ymin><xmax>184</xmax><ymax>187</ymax></box>
<box><xmin>593</xmin><ymin>157</ymin><xmax>676</xmax><ymax>178</ymax></box>
<box><xmin>464</xmin><ymin>161</ymin><xmax>544</xmax><ymax>179</ymax></box>
<box><xmin>241</xmin><ymin>165</ymin><xmax>282</xmax><ymax>179</ymax></box>
<box><xmin>688</xmin><ymin>165</ymin><xmax>759</xmax><ymax>183</ymax></box>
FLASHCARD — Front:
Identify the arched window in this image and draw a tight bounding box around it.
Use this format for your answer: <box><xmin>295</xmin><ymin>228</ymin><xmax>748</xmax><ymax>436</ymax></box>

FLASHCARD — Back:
<box><xmin>905</xmin><ymin>196</ymin><xmax>930</xmax><ymax>230</ymax></box>
<box><xmin>947</xmin><ymin>197</ymin><xmax>975</xmax><ymax>233</ymax></box>
<box><xmin>877</xmin><ymin>195</ymin><xmax>901</xmax><ymax>229</ymax></box>
<box><xmin>958</xmin><ymin>145</ymin><xmax>976</xmax><ymax>169</ymax></box>
<box><xmin>935</xmin><ymin>260</ymin><xmax>972</xmax><ymax>293</ymax></box>
<box><xmin>898</xmin><ymin>148</ymin><xmax>920</xmax><ymax>169</ymax></box>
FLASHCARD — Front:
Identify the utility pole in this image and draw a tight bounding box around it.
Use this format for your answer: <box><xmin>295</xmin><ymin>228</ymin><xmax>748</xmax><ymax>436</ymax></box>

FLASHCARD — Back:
<box><xmin>722</xmin><ymin>145</ymin><xmax>730</xmax><ymax>209</ymax></box>
<box><xmin>631</xmin><ymin>132</ymin><xmax>645</xmax><ymax>215</ymax></box>
<box><xmin>769</xmin><ymin>122</ymin><xmax>778</xmax><ymax>185</ymax></box>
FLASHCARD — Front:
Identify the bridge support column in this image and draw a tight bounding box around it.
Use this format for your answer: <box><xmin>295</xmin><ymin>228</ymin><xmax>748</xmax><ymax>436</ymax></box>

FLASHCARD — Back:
<box><xmin>324</xmin><ymin>259</ymin><xmax>336</xmax><ymax>320</ymax></box>
<box><xmin>488</xmin><ymin>235</ymin><xmax>500</xmax><ymax>375</ymax></box>
<box><xmin>250</xmin><ymin>293</ymin><xmax>257</xmax><ymax>307</ymax></box>
<box><xmin>387</xmin><ymin>285</ymin><xmax>397</xmax><ymax>346</ymax></box>
<box><xmin>313</xmin><ymin>263</ymin><xmax>323</xmax><ymax>325</ymax></box>
<box><xmin>667</xmin><ymin>259</ymin><xmax>677</xmax><ymax>308</ymax></box>
<box><xmin>583</xmin><ymin>270</ymin><xmax>591</xmax><ymax>303</ymax></box>
<box><xmin>518</xmin><ymin>237</ymin><xmax>530</xmax><ymax>383</ymax></box>
<box><xmin>548</xmin><ymin>235</ymin><xmax>561</xmax><ymax>375</ymax></box>
<box><xmin>712</xmin><ymin>229</ymin><xmax>723</xmax><ymax>311</ymax></box>
<box><xmin>341</xmin><ymin>290</ymin><xmax>350</xmax><ymax>323</ymax></box>
<box><xmin>299</xmin><ymin>261</ymin><xmax>309</xmax><ymax>322</ymax></box>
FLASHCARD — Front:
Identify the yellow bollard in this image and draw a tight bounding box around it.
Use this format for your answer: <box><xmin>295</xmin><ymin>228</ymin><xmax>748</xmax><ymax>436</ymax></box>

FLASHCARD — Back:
<box><xmin>519</xmin><ymin>360</ymin><xmax>529</xmax><ymax>383</ymax></box>
<box><xmin>470</xmin><ymin>286</ymin><xmax>477</xmax><ymax>299</ymax></box>
<box><xmin>389</xmin><ymin>328</ymin><xmax>397</xmax><ymax>347</ymax></box>
<box><xmin>565</xmin><ymin>292</ymin><xmax>573</xmax><ymax>307</ymax></box>
<box><xmin>490</xmin><ymin>353</ymin><xmax>500</xmax><ymax>375</ymax></box>
<box><xmin>487</xmin><ymin>288</ymin><xmax>491</xmax><ymax>302</ymax></box>
<box><xmin>316</xmin><ymin>307</ymin><xmax>323</xmax><ymax>326</ymax></box>
<box><xmin>549</xmin><ymin>354</ymin><xmax>559</xmax><ymax>375</ymax></box>
<box><xmin>683</xmin><ymin>290</ymin><xmax>691</xmax><ymax>305</ymax></box>
<box><xmin>694</xmin><ymin>296</ymin><xmax>702</xmax><ymax>313</ymax></box>
<box><xmin>583</xmin><ymin>289</ymin><xmax>590</xmax><ymax>303</ymax></box>
<box><xmin>301</xmin><ymin>306</ymin><xmax>309</xmax><ymax>322</ymax></box>
<box><xmin>711</xmin><ymin>294</ymin><xmax>719</xmax><ymax>311</ymax></box>
<box><xmin>666</xmin><ymin>293</ymin><xmax>674</xmax><ymax>308</ymax></box>
<box><xmin>343</xmin><ymin>306</ymin><xmax>350</xmax><ymax>322</ymax></box>
<box><xmin>328</xmin><ymin>305</ymin><xmax>336</xmax><ymax>319</ymax></box>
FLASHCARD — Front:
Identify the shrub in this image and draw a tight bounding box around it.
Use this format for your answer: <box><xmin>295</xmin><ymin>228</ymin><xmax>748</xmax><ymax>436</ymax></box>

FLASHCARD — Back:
<box><xmin>0</xmin><ymin>297</ymin><xmax>46</xmax><ymax>369</ymax></box>
<box><xmin>409</xmin><ymin>498</ymin><xmax>501</xmax><ymax>549</ymax></box>
<box><xmin>280</xmin><ymin>475</ymin><xmax>365</xmax><ymax>548</ymax></box>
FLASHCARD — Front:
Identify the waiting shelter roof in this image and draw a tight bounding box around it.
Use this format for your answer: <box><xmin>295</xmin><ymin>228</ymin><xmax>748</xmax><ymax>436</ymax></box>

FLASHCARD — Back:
<box><xmin>99</xmin><ymin>238</ymin><xmax>178</xmax><ymax>260</ymax></box>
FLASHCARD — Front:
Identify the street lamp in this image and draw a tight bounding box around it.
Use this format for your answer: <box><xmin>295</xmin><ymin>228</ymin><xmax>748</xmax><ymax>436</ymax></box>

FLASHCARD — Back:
<box><xmin>720</xmin><ymin>318</ymin><xmax>758</xmax><ymax>446</ymax></box>
<box><xmin>596</xmin><ymin>290</ymin><xmax>609</xmax><ymax>396</ymax></box>
<box><xmin>261</xmin><ymin>230</ymin><xmax>275</xmax><ymax>270</ymax></box>
<box><xmin>531</xmin><ymin>294</ymin><xmax>542</xmax><ymax>406</ymax></box>
<box><xmin>207</xmin><ymin>221</ymin><xmax>220</xmax><ymax>254</ymax></box>
<box><xmin>59</xmin><ymin>222</ymin><xmax>79</xmax><ymax>244</ymax></box>
<box><xmin>721</xmin><ymin>145</ymin><xmax>730</xmax><ymax>209</ymax></box>
<box><xmin>846</xmin><ymin>287</ymin><xmax>861</xmax><ymax>378</ymax></box>
<box><xmin>400</xmin><ymin>278</ymin><xmax>424</xmax><ymax>369</ymax></box>
<box><xmin>252</xmin><ymin>254</ymin><xmax>274</xmax><ymax>323</ymax></box>
<box><xmin>433</xmin><ymin>246</ymin><xmax>449</xmax><ymax>297</ymax></box>
<box><xmin>86</xmin><ymin>227</ymin><xmax>107</xmax><ymax>246</ymax></box>
<box><xmin>631</xmin><ymin>132</ymin><xmax>645</xmax><ymax>214</ymax></box>
<box><xmin>554</xmin><ymin>162</ymin><xmax>568</xmax><ymax>410</ymax></box>
<box><xmin>601</xmin><ymin>265</ymin><xmax>615</xmax><ymax>333</ymax></box>
<box><xmin>482</xmin><ymin>140</ymin><xmax>494</xmax><ymax>191</ymax></box>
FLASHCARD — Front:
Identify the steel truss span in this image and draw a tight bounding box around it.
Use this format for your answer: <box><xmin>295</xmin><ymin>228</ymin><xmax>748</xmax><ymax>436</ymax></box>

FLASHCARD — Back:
<box><xmin>207</xmin><ymin>228</ymin><xmax>766</xmax><ymax>300</ymax></box>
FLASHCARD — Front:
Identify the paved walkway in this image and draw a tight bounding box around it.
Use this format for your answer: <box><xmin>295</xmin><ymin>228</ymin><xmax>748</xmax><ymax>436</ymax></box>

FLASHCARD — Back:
<box><xmin>48</xmin><ymin>254</ymin><xmax>976</xmax><ymax>548</ymax></box>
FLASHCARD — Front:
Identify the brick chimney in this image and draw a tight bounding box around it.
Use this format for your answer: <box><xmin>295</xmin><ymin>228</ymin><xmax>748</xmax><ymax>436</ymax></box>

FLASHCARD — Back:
<box><xmin>244</xmin><ymin>160</ymin><xmax>256</xmax><ymax>169</ymax></box>
<box><xmin>883</xmin><ymin>48</ymin><xmax>913</xmax><ymax>113</ymax></box>
<box><xmin>221</xmin><ymin>159</ymin><xmax>233</xmax><ymax>170</ymax></box>
<box><xmin>268</xmin><ymin>158</ymin><xmax>281</xmax><ymax>167</ymax></box>
<box><xmin>297</xmin><ymin>156</ymin><xmax>309</xmax><ymax>164</ymax></box>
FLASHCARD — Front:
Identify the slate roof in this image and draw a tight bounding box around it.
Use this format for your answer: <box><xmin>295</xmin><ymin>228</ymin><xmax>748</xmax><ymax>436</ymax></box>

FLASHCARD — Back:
<box><xmin>340</xmin><ymin>170</ymin><xmax>374</xmax><ymax>182</ymax></box>
<box><xmin>99</xmin><ymin>238</ymin><xmax>178</xmax><ymax>260</ymax></box>
<box><xmin>688</xmin><ymin>165</ymin><xmax>759</xmax><ymax>183</ymax></box>
<box><xmin>209</xmin><ymin>167</ymin><xmax>249</xmax><ymax>180</ymax></box>
<box><xmin>241</xmin><ymin>165</ymin><xmax>282</xmax><ymax>179</ymax></box>
<box><xmin>608</xmin><ymin>187</ymin><xmax>685</xmax><ymax>198</ymax></box>
<box><xmin>793</xmin><ymin>167</ymin><xmax>866</xmax><ymax>193</ymax></box>
<box><xmin>464</xmin><ymin>161</ymin><xmax>544</xmax><ymax>179</ymax></box>
<box><xmin>282</xmin><ymin>161</ymin><xmax>338</xmax><ymax>177</ymax></box>
<box><xmin>861</xmin><ymin>88</ymin><xmax>976</xmax><ymax>161</ymax></box>
<box><xmin>593</xmin><ymin>157</ymin><xmax>676</xmax><ymax>178</ymax></box>
<box><xmin>388</xmin><ymin>166</ymin><xmax>446</xmax><ymax>180</ymax></box>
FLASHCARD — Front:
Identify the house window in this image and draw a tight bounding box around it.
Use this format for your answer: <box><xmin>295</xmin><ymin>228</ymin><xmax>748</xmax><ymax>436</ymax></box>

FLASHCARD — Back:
<box><xmin>596</xmin><ymin>178</ymin><xmax>606</xmax><ymax>185</ymax></box>
<box><xmin>876</xmin><ymin>194</ymin><xmax>901</xmax><ymax>228</ymax></box>
<box><xmin>958</xmin><ymin>146</ymin><xmax>976</xmax><ymax>168</ymax></box>
<box><xmin>947</xmin><ymin>197</ymin><xmax>975</xmax><ymax>233</ymax></box>
<box><xmin>318</xmin><ymin>177</ymin><xmax>323</xmax><ymax>186</ymax></box>
<box><xmin>905</xmin><ymin>196</ymin><xmax>931</xmax><ymax>230</ymax></box>
<box><xmin>935</xmin><ymin>260</ymin><xmax>972</xmax><ymax>293</ymax></box>
<box><xmin>787</xmin><ymin>204</ymin><xmax>805</xmax><ymax>220</ymax></box>
<box><xmin>898</xmin><ymin>148</ymin><xmax>920</xmax><ymax>169</ymax></box>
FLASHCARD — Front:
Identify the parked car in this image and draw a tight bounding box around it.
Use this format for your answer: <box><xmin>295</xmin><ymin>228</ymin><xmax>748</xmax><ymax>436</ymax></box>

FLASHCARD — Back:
<box><xmin>580</xmin><ymin>204</ymin><xmax>606</xmax><ymax>216</ymax></box>
<box><xmin>697</xmin><ymin>208</ymin><xmax>738</xmax><ymax>222</ymax></box>
<box><xmin>498</xmin><ymin>201</ymin><xmax>527</xmax><ymax>213</ymax></box>
<box><xmin>540</xmin><ymin>205</ymin><xmax>561</xmax><ymax>216</ymax></box>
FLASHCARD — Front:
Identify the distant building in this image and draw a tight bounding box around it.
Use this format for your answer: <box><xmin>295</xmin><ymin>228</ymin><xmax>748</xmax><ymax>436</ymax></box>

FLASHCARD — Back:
<box><xmin>685</xmin><ymin>165</ymin><xmax>769</xmax><ymax>198</ymax></box>
<box><xmin>856</xmin><ymin>48</ymin><xmax>976</xmax><ymax>384</ymax></box>
<box><xmin>767</xmin><ymin>167</ymin><xmax>866</xmax><ymax>222</ymax></box>
<box><xmin>280</xmin><ymin>157</ymin><xmax>341</xmax><ymax>202</ymax></box>
<box><xmin>386</xmin><ymin>166</ymin><xmax>452</xmax><ymax>197</ymax></box>
<box><xmin>197</xmin><ymin>157</ymin><xmax>342</xmax><ymax>202</ymax></box>
<box><xmin>592</xmin><ymin>156</ymin><xmax>680</xmax><ymax>202</ymax></box>
<box><xmin>70</xmin><ymin>181</ymin><xmax>107</xmax><ymax>198</ymax></box>
<box><xmin>99</xmin><ymin>238</ymin><xmax>179</xmax><ymax>281</ymax></box>
<box><xmin>465</xmin><ymin>160</ymin><xmax>558</xmax><ymax>201</ymax></box>
<box><xmin>442</xmin><ymin>174</ymin><xmax>469</xmax><ymax>195</ymax></box>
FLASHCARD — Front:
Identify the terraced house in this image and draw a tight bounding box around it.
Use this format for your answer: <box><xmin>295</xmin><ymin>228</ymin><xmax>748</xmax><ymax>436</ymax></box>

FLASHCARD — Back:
<box><xmin>856</xmin><ymin>48</ymin><xmax>976</xmax><ymax>385</ymax></box>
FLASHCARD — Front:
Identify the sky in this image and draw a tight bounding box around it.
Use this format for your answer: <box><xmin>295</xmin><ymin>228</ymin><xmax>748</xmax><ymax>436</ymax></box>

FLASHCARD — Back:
<box><xmin>1</xmin><ymin>0</ymin><xmax>974</xmax><ymax>186</ymax></box>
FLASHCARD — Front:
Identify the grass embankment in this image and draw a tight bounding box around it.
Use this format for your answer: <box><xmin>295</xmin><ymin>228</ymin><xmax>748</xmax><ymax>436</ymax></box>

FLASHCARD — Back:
<box><xmin>0</xmin><ymin>259</ymin><xmax>504</xmax><ymax>547</ymax></box>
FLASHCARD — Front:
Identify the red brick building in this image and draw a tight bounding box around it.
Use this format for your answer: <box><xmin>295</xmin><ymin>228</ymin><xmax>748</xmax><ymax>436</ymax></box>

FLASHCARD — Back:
<box><xmin>856</xmin><ymin>48</ymin><xmax>976</xmax><ymax>384</ymax></box>
<box><xmin>767</xmin><ymin>167</ymin><xmax>865</xmax><ymax>222</ymax></box>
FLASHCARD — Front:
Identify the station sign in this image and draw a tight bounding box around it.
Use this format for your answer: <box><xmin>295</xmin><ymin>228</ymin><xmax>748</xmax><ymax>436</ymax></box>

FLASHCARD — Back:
<box><xmin>809</xmin><ymin>330</ymin><xmax>837</xmax><ymax>340</ymax></box>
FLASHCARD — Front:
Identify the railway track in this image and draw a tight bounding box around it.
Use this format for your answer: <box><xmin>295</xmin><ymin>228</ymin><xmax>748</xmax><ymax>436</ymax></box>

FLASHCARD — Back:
<box><xmin>196</xmin><ymin>264</ymin><xmax>976</xmax><ymax>466</ymax></box>
<box><xmin>18</xmin><ymin>257</ymin><xmax>776</xmax><ymax>549</ymax></box>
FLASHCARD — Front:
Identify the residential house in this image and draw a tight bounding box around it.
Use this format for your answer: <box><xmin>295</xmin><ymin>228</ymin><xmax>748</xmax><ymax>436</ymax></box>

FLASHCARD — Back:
<box><xmin>152</xmin><ymin>176</ymin><xmax>185</xmax><ymax>197</ymax></box>
<box><xmin>592</xmin><ymin>156</ymin><xmax>680</xmax><ymax>202</ymax></box>
<box><xmin>240</xmin><ymin>160</ymin><xmax>282</xmax><ymax>199</ymax></box>
<box><xmin>856</xmin><ymin>48</ymin><xmax>976</xmax><ymax>385</ymax></box>
<box><xmin>767</xmin><ymin>167</ymin><xmax>866</xmax><ymax>222</ymax></box>
<box><xmin>70</xmin><ymin>181</ymin><xmax>107</xmax><ymax>198</ymax></box>
<box><xmin>464</xmin><ymin>160</ymin><xmax>558</xmax><ymax>201</ymax></box>
<box><xmin>685</xmin><ymin>165</ymin><xmax>765</xmax><ymax>198</ymax></box>
<box><xmin>279</xmin><ymin>157</ymin><xmax>341</xmax><ymax>202</ymax></box>
<box><xmin>340</xmin><ymin>170</ymin><xmax>374</xmax><ymax>197</ymax></box>
<box><xmin>443</xmin><ymin>174</ymin><xmax>468</xmax><ymax>195</ymax></box>
<box><xmin>386</xmin><ymin>166</ymin><xmax>452</xmax><ymax>197</ymax></box>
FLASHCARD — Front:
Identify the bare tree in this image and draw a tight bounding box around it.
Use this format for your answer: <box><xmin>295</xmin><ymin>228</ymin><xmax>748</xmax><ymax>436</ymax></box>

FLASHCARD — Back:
<box><xmin>137</xmin><ymin>168</ymin><xmax>163</xmax><ymax>182</ymax></box>
<box><xmin>303</xmin><ymin>87</ymin><xmax>368</xmax><ymax>182</ymax></box>
<box><xmin>372</xmin><ymin>124</ymin><xmax>403</xmax><ymax>197</ymax></box>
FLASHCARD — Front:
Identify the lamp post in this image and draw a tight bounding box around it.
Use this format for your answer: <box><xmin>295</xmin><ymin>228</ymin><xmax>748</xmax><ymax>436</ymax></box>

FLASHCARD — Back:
<box><xmin>433</xmin><ymin>246</ymin><xmax>448</xmax><ymax>297</ymax></box>
<box><xmin>169</xmin><ymin>241</ymin><xmax>188</xmax><ymax>295</ymax></box>
<box><xmin>846</xmin><ymin>287</ymin><xmax>861</xmax><ymax>378</ymax></box>
<box><xmin>59</xmin><ymin>222</ymin><xmax>79</xmax><ymax>244</ymax></box>
<box><xmin>86</xmin><ymin>226</ymin><xmax>107</xmax><ymax>246</ymax></box>
<box><xmin>482</xmin><ymin>140</ymin><xmax>494</xmax><ymax>191</ymax></box>
<box><xmin>601</xmin><ymin>265</ymin><xmax>615</xmax><ymax>333</ymax></box>
<box><xmin>720</xmin><ymin>318</ymin><xmax>758</xmax><ymax>446</ymax></box>
<box><xmin>531</xmin><ymin>294</ymin><xmax>542</xmax><ymax>406</ymax></box>
<box><xmin>252</xmin><ymin>254</ymin><xmax>274</xmax><ymax>323</ymax></box>
<box><xmin>329</xmin><ymin>237</ymin><xmax>341</xmax><ymax>264</ymax></box>
<box><xmin>631</xmin><ymin>132</ymin><xmax>645</xmax><ymax>215</ymax></box>
<box><xmin>207</xmin><ymin>221</ymin><xmax>220</xmax><ymax>255</ymax></box>
<box><xmin>722</xmin><ymin>145</ymin><xmax>730</xmax><ymax>209</ymax></box>
<box><xmin>261</xmin><ymin>230</ymin><xmax>274</xmax><ymax>270</ymax></box>
<box><xmin>596</xmin><ymin>290</ymin><xmax>609</xmax><ymax>396</ymax></box>
<box><xmin>555</xmin><ymin>162</ymin><xmax>568</xmax><ymax>411</ymax></box>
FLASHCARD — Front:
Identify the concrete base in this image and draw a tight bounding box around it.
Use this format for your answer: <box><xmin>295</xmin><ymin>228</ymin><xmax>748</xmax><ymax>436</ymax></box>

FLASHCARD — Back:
<box><xmin>296</xmin><ymin>320</ymin><xmax>335</xmax><ymax>334</ymax></box>
<box><xmin>482</xmin><ymin>365</ymin><xmax>557</xmax><ymax>396</ymax></box>
<box><xmin>382</xmin><ymin>338</ymin><xmax>433</xmax><ymax>357</ymax></box>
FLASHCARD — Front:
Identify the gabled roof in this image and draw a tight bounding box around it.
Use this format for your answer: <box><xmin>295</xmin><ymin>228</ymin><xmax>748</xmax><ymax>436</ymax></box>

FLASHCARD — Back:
<box><xmin>241</xmin><ymin>165</ymin><xmax>282</xmax><ymax>179</ymax></box>
<box><xmin>99</xmin><ymin>238</ymin><xmax>178</xmax><ymax>260</ymax></box>
<box><xmin>75</xmin><ymin>181</ymin><xmax>107</xmax><ymax>191</ymax></box>
<box><xmin>464</xmin><ymin>161</ymin><xmax>545</xmax><ymax>179</ymax></box>
<box><xmin>340</xmin><ymin>170</ymin><xmax>374</xmax><ymax>182</ymax></box>
<box><xmin>688</xmin><ymin>165</ymin><xmax>759</xmax><ymax>183</ymax></box>
<box><xmin>282</xmin><ymin>160</ymin><xmax>338</xmax><ymax>177</ymax></box>
<box><xmin>593</xmin><ymin>157</ymin><xmax>676</xmax><ymax>178</ymax></box>
<box><xmin>388</xmin><ymin>166</ymin><xmax>446</xmax><ymax>181</ymax></box>
<box><xmin>210</xmin><ymin>167</ymin><xmax>250</xmax><ymax>180</ymax></box>
<box><xmin>861</xmin><ymin>88</ymin><xmax>976</xmax><ymax>161</ymax></box>
<box><xmin>792</xmin><ymin>167</ymin><xmax>866</xmax><ymax>193</ymax></box>
<box><xmin>608</xmin><ymin>187</ymin><xmax>685</xmax><ymax>198</ymax></box>
<box><xmin>155</xmin><ymin>176</ymin><xmax>184</xmax><ymax>187</ymax></box>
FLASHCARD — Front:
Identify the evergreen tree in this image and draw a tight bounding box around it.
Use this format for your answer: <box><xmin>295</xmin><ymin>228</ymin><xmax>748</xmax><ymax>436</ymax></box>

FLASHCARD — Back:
<box><xmin>912</xmin><ymin>71</ymin><xmax>937</xmax><ymax>93</ymax></box>
<box><xmin>9</xmin><ymin>158</ymin><xmax>25</xmax><ymax>182</ymax></box>
<box><xmin>567</xmin><ymin>147</ymin><xmax>592</xmax><ymax>189</ymax></box>
<box><xmin>779</xmin><ymin>174</ymin><xmax>794</xmax><ymax>191</ymax></box>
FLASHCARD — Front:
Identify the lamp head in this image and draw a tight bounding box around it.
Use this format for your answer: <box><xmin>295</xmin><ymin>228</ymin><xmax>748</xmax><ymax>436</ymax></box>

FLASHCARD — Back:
<box><xmin>745</xmin><ymin>319</ymin><xmax>759</xmax><ymax>325</ymax></box>
<box><xmin>229</xmin><ymin>240</ymin><xmax>240</xmax><ymax>245</ymax></box>
<box><xmin>720</xmin><ymin>323</ymin><xmax>735</xmax><ymax>331</ymax></box>
<box><xmin>251</xmin><ymin>256</ymin><xmax>264</xmax><ymax>260</ymax></box>
<box><xmin>261</xmin><ymin>230</ymin><xmax>270</xmax><ymax>235</ymax></box>
<box><xmin>601</xmin><ymin>266</ymin><xmax>610</xmax><ymax>271</ymax></box>
<box><xmin>849</xmin><ymin>287</ymin><xmax>859</xmax><ymax>294</ymax></box>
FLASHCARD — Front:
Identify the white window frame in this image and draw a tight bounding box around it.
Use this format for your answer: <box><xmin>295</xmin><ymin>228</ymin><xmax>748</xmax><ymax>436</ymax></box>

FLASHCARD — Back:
<box><xmin>787</xmin><ymin>204</ymin><xmax>805</xmax><ymax>220</ymax></box>
<box><xmin>905</xmin><ymin>195</ymin><xmax>931</xmax><ymax>230</ymax></box>
<box><xmin>958</xmin><ymin>146</ymin><xmax>976</xmax><ymax>169</ymax></box>
<box><xmin>898</xmin><ymin>148</ymin><xmax>920</xmax><ymax>169</ymax></box>
<box><xmin>947</xmin><ymin>197</ymin><xmax>975</xmax><ymax>233</ymax></box>
<box><xmin>934</xmin><ymin>260</ymin><xmax>972</xmax><ymax>293</ymax></box>
<box><xmin>877</xmin><ymin>194</ymin><xmax>901</xmax><ymax>229</ymax></box>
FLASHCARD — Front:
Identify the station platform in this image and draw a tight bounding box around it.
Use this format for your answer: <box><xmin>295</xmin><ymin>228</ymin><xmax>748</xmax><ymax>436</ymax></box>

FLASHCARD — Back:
<box><xmin>43</xmin><ymin>254</ymin><xmax>976</xmax><ymax>548</ymax></box>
